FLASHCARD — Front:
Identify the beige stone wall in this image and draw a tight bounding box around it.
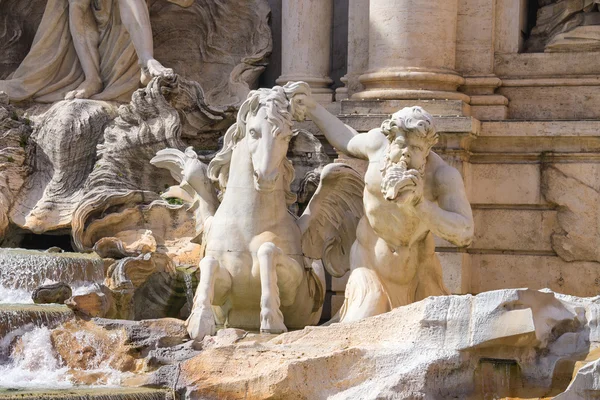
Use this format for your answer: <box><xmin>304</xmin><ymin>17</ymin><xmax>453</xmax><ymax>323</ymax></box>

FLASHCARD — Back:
<box><xmin>453</xmin><ymin>0</ymin><xmax>600</xmax><ymax>298</ymax></box>
<box><xmin>465</xmin><ymin>121</ymin><xmax>600</xmax><ymax>297</ymax></box>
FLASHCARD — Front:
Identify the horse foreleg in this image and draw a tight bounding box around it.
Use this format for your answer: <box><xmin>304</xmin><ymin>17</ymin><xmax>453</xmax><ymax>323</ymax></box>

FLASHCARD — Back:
<box><xmin>257</xmin><ymin>242</ymin><xmax>287</xmax><ymax>334</ymax></box>
<box><xmin>186</xmin><ymin>256</ymin><xmax>224</xmax><ymax>341</ymax></box>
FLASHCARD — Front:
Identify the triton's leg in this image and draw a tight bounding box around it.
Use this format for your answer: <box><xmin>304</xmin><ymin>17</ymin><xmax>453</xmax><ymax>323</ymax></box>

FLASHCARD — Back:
<box><xmin>186</xmin><ymin>256</ymin><xmax>230</xmax><ymax>341</ymax></box>
<box><xmin>65</xmin><ymin>0</ymin><xmax>103</xmax><ymax>100</ymax></box>
<box><xmin>117</xmin><ymin>0</ymin><xmax>173</xmax><ymax>83</ymax></box>
<box><xmin>257</xmin><ymin>242</ymin><xmax>287</xmax><ymax>334</ymax></box>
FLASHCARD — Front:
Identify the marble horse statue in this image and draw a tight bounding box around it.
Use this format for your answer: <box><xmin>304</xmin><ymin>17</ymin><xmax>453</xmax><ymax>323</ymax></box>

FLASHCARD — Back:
<box><xmin>151</xmin><ymin>82</ymin><xmax>364</xmax><ymax>339</ymax></box>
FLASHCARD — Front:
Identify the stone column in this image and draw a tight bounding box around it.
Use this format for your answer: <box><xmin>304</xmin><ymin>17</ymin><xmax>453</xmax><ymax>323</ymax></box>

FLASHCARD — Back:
<box><xmin>335</xmin><ymin>0</ymin><xmax>370</xmax><ymax>101</ymax></box>
<box><xmin>276</xmin><ymin>0</ymin><xmax>333</xmax><ymax>102</ymax></box>
<box><xmin>354</xmin><ymin>0</ymin><xmax>468</xmax><ymax>102</ymax></box>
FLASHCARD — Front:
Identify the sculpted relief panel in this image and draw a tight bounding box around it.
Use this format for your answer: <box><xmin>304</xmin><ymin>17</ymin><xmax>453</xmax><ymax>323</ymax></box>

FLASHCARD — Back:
<box><xmin>527</xmin><ymin>0</ymin><xmax>600</xmax><ymax>52</ymax></box>
<box><xmin>542</xmin><ymin>162</ymin><xmax>600</xmax><ymax>262</ymax></box>
<box><xmin>0</xmin><ymin>0</ymin><xmax>271</xmax><ymax>106</ymax></box>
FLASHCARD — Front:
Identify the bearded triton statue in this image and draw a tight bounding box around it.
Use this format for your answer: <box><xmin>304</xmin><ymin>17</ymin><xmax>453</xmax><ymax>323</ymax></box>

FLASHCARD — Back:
<box><xmin>527</xmin><ymin>0</ymin><xmax>600</xmax><ymax>52</ymax></box>
<box><xmin>0</xmin><ymin>0</ymin><xmax>192</xmax><ymax>103</ymax></box>
<box><xmin>291</xmin><ymin>96</ymin><xmax>474</xmax><ymax>323</ymax></box>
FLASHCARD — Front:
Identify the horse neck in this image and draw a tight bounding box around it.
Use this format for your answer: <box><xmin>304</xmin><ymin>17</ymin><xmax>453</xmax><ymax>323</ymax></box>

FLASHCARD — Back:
<box><xmin>221</xmin><ymin>140</ymin><xmax>288</xmax><ymax>213</ymax></box>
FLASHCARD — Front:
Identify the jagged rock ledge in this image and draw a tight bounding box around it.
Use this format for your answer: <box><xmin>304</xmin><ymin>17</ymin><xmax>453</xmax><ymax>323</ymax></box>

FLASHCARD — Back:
<box><xmin>141</xmin><ymin>288</ymin><xmax>600</xmax><ymax>400</ymax></box>
<box><xmin>22</xmin><ymin>288</ymin><xmax>600</xmax><ymax>399</ymax></box>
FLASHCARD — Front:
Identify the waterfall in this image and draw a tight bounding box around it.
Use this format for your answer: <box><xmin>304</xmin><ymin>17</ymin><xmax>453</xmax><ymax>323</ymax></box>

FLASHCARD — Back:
<box><xmin>0</xmin><ymin>325</ymin><xmax>130</xmax><ymax>390</ymax></box>
<box><xmin>0</xmin><ymin>305</ymin><xmax>73</xmax><ymax>339</ymax></box>
<box><xmin>0</xmin><ymin>249</ymin><xmax>120</xmax><ymax>390</ymax></box>
<box><xmin>0</xmin><ymin>249</ymin><xmax>105</xmax><ymax>304</ymax></box>
<box><xmin>0</xmin><ymin>327</ymin><xmax>72</xmax><ymax>389</ymax></box>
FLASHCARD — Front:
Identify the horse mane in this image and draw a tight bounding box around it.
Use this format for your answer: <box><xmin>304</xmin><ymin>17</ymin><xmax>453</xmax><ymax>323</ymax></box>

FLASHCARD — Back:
<box><xmin>207</xmin><ymin>86</ymin><xmax>297</xmax><ymax>205</ymax></box>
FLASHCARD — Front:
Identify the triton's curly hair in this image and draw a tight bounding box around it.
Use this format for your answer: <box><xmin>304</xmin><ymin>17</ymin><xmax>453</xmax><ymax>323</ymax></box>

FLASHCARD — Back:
<box><xmin>380</xmin><ymin>106</ymin><xmax>438</xmax><ymax>148</ymax></box>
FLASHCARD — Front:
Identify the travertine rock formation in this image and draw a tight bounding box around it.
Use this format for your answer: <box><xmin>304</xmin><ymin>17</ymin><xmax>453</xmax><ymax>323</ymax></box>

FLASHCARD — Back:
<box><xmin>1</xmin><ymin>74</ymin><xmax>225</xmax><ymax>251</ymax></box>
<box><xmin>150</xmin><ymin>0</ymin><xmax>272</xmax><ymax>107</ymax></box>
<box><xmin>155</xmin><ymin>289</ymin><xmax>600</xmax><ymax>399</ymax></box>
<box><xmin>66</xmin><ymin>238</ymin><xmax>194</xmax><ymax>320</ymax></box>
<box><xmin>0</xmin><ymin>0</ymin><xmax>272</xmax><ymax>253</ymax></box>
<box><xmin>14</xmin><ymin>288</ymin><xmax>599</xmax><ymax>397</ymax></box>
<box><xmin>71</xmin><ymin>75</ymin><xmax>226</xmax><ymax>252</ymax></box>
<box><xmin>49</xmin><ymin>318</ymin><xmax>191</xmax><ymax>386</ymax></box>
<box><xmin>556</xmin><ymin>357</ymin><xmax>600</xmax><ymax>399</ymax></box>
<box><xmin>10</xmin><ymin>100</ymin><xmax>117</xmax><ymax>234</ymax></box>
<box><xmin>0</xmin><ymin>94</ymin><xmax>31</xmax><ymax>242</ymax></box>
<box><xmin>32</xmin><ymin>282</ymin><xmax>72</xmax><ymax>305</ymax></box>
<box><xmin>65</xmin><ymin>285</ymin><xmax>115</xmax><ymax>319</ymax></box>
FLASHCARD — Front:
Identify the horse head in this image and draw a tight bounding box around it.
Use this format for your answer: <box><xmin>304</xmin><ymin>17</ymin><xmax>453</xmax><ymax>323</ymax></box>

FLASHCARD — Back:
<box><xmin>207</xmin><ymin>82</ymin><xmax>311</xmax><ymax>204</ymax></box>
<box><xmin>245</xmin><ymin>90</ymin><xmax>294</xmax><ymax>192</ymax></box>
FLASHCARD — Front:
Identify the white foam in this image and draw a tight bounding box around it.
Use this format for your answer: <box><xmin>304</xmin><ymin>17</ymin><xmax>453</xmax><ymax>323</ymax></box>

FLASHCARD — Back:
<box><xmin>0</xmin><ymin>326</ymin><xmax>128</xmax><ymax>389</ymax></box>
<box><xmin>0</xmin><ymin>286</ymin><xmax>33</xmax><ymax>304</ymax></box>
<box><xmin>0</xmin><ymin>326</ymin><xmax>72</xmax><ymax>389</ymax></box>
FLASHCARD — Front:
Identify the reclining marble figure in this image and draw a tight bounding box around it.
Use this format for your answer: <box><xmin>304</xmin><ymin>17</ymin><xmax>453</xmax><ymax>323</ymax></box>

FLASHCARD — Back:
<box><xmin>0</xmin><ymin>0</ymin><xmax>192</xmax><ymax>103</ymax></box>
<box><xmin>290</xmin><ymin>94</ymin><xmax>474</xmax><ymax>323</ymax></box>
<box><xmin>151</xmin><ymin>82</ymin><xmax>365</xmax><ymax>340</ymax></box>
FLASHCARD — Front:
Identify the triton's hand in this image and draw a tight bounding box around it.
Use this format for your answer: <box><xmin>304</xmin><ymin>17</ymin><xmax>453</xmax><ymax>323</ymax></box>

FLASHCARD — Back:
<box><xmin>404</xmin><ymin>169</ymin><xmax>424</xmax><ymax>206</ymax></box>
<box><xmin>289</xmin><ymin>93</ymin><xmax>317</xmax><ymax>122</ymax></box>
<box><xmin>390</xmin><ymin>169</ymin><xmax>423</xmax><ymax>206</ymax></box>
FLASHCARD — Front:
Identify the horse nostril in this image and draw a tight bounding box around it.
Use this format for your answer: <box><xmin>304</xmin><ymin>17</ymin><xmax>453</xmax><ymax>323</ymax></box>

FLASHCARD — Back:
<box><xmin>253</xmin><ymin>170</ymin><xmax>260</xmax><ymax>179</ymax></box>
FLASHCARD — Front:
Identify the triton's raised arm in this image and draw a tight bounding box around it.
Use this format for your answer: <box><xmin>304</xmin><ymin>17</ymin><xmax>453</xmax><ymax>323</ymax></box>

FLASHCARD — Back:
<box><xmin>290</xmin><ymin>93</ymin><xmax>384</xmax><ymax>161</ymax></box>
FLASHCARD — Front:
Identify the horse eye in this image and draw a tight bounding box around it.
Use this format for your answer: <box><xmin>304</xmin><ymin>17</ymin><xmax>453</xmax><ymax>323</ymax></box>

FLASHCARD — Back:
<box><xmin>249</xmin><ymin>128</ymin><xmax>259</xmax><ymax>138</ymax></box>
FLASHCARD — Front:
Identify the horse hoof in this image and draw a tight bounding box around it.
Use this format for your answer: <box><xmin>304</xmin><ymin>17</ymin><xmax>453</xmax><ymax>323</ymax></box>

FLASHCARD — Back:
<box><xmin>260</xmin><ymin>309</ymin><xmax>287</xmax><ymax>334</ymax></box>
<box><xmin>186</xmin><ymin>306</ymin><xmax>216</xmax><ymax>341</ymax></box>
<box><xmin>260</xmin><ymin>327</ymin><xmax>287</xmax><ymax>334</ymax></box>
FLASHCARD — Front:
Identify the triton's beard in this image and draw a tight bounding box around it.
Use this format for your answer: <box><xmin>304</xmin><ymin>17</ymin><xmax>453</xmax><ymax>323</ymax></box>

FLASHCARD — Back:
<box><xmin>379</xmin><ymin>149</ymin><xmax>426</xmax><ymax>201</ymax></box>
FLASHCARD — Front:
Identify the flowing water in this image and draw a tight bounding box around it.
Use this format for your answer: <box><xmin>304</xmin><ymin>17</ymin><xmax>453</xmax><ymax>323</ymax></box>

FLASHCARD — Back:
<box><xmin>0</xmin><ymin>249</ymin><xmax>105</xmax><ymax>303</ymax></box>
<box><xmin>0</xmin><ymin>326</ymin><xmax>73</xmax><ymax>389</ymax></box>
<box><xmin>0</xmin><ymin>248</ymin><xmax>136</xmax><ymax>393</ymax></box>
<box><xmin>0</xmin><ymin>305</ymin><xmax>73</xmax><ymax>339</ymax></box>
<box><xmin>0</xmin><ymin>325</ymin><xmax>134</xmax><ymax>390</ymax></box>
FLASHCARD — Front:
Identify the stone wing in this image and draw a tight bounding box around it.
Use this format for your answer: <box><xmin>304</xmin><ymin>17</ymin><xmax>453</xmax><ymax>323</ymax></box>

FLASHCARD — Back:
<box><xmin>151</xmin><ymin>146</ymin><xmax>219</xmax><ymax>244</ymax></box>
<box><xmin>297</xmin><ymin>163</ymin><xmax>365</xmax><ymax>278</ymax></box>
